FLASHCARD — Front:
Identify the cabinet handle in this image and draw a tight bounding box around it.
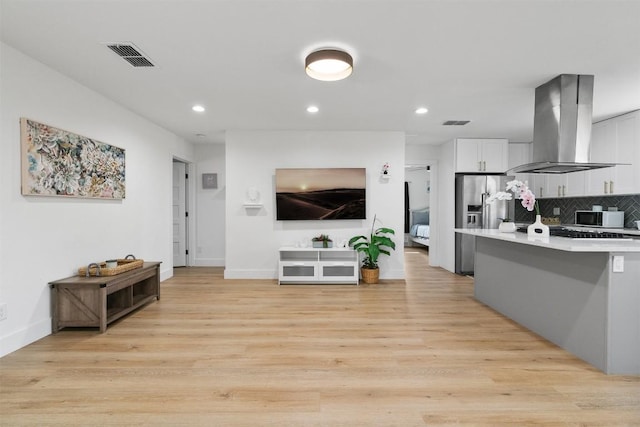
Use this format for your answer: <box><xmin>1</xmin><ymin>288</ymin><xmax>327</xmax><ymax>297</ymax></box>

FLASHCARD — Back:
<box><xmin>483</xmin><ymin>161</ymin><xmax>486</xmax><ymax>171</ymax></box>
<box><xmin>557</xmin><ymin>186</ymin><xmax>561</xmax><ymax>197</ymax></box>
<box><xmin>562</xmin><ymin>185</ymin><xmax>566</xmax><ymax>197</ymax></box>
<box><xmin>604</xmin><ymin>181</ymin><xmax>608</xmax><ymax>194</ymax></box>
<box><xmin>539</xmin><ymin>187</ymin><xmax>543</xmax><ymax>198</ymax></box>
<box><xmin>609</xmin><ymin>180</ymin><xmax>614</xmax><ymax>194</ymax></box>
<box><xmin>478</xmin><ymin>161</ymin><xmax>482</xmax><ymax>171</ymax></box>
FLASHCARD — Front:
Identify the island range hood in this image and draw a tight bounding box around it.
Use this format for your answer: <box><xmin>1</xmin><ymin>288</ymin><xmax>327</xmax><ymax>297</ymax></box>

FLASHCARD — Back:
<box><xmin>508</xmin><ymin>74</ymin><xmax>616</xmax><ymax>174</ymax></box>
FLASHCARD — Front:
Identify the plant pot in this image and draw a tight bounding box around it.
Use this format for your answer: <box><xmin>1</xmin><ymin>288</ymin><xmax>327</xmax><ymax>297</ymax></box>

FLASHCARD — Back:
<box><xmin>360</xmin><ymin>267</ymin><xmax>379</xmax><ymax>284</ymax></box>
<box><xmin>498</xmin><ymin>221</ymin><xmax>517</xmax><ymax>232</ymax></box>
<box><xmin>312</xmin><ymin>241</ymin><xmax>333</xmax><ymax>248</ymax></box>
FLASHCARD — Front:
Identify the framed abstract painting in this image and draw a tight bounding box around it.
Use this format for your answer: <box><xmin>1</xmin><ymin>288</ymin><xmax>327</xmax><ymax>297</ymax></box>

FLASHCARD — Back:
<box><xmin>20</xmin><ymin>118</ymin><xmax>126</xmax><ymax>199</ymax></box>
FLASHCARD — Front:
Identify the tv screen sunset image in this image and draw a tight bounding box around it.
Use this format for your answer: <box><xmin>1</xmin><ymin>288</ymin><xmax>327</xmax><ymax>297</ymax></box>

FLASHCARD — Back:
<box><xmin>275</xmin><ymin>168</ymin><xmax>366</xmax><ymax>220</ymax></box>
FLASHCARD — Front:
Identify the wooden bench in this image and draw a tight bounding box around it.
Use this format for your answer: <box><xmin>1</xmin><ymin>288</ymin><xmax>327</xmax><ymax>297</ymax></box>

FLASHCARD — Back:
<box><xmin>49</xmin><ymin>262</ymin><xmax>161</xmax><ymax>333</ymax></box>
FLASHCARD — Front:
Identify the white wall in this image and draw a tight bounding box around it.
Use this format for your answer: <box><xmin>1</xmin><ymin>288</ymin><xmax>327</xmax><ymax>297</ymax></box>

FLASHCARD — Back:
<box><xmin>193</xmin><ymin>144</ymin><xmax>226</xmax><ymax>266</ymax></box>
<box><xmin>437</xmin><ymin>140</ymin><xmax>456</xmax><ymax>273</ymax></box>
<box><xmin>406</xmin><ymin>169</ymin><xmax>430</xmax><ymax>211</ymax></box>
<box><xmin>224</xmin><ymin>131</ymin><xmax>405</xmax><ymax>280</ymax></box>
<box><xmin>405</xmin><ymin>143</ymin><xmax>440</xmax><ymax>163</ymax></box>
<box><xmin>0</xmin><ymin>43</ymin><xmax>194</xmax><ymax>356</ymax></box>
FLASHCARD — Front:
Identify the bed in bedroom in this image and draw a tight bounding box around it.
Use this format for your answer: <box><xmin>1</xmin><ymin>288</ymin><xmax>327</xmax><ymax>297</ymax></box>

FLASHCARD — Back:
<box><xmin>409</xmin><ymin>209</ymin><xmax>430</xmax><ymax>247</ymax></box>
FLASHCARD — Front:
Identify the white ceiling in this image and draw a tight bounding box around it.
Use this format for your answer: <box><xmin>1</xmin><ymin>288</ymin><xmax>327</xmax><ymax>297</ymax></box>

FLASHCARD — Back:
<box><xmin>1</xmin><ymin>0</ymin><xmax>639</xmax><ymax>145</ymax></box>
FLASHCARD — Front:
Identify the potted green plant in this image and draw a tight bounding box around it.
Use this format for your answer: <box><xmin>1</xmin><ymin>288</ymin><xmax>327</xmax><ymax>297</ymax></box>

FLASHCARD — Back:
<box><xmin>312</xmin><ymin>234</ymin><xmax>333</xmax><ymax>248</ymax></box>
<box><xmin>348</xmin><ymin>215</ymin><xmax>396</xmax><ymax>284</ymax></box>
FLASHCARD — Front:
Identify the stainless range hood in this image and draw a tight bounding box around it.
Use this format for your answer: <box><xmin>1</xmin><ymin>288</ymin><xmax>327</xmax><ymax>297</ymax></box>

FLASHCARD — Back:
<box><xmin>508</xmin><ymin>74</ymin><xmax>616</xmax><ymax>174</ymax></box>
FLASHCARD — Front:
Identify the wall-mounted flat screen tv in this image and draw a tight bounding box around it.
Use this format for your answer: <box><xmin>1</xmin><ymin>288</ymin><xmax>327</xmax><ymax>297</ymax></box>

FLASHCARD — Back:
<box><xmin>275</xmin><ymin>168</ymin><xmax>366</xmax><ymax>220</ymax></box>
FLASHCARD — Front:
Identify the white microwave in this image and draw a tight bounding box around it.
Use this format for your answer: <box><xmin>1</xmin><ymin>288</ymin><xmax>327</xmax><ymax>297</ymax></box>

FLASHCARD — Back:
<box><xmin>575</xmin><ymin>210</ymin><xmax>624</xmax><ymax>228</ymax></box>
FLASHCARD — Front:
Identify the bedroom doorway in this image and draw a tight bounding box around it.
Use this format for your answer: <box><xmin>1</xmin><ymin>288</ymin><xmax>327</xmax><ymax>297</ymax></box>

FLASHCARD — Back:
<box><xmin>404</xmin><ymin>165</ymin><xmax>431</xmax><ymax>249</ymax></box>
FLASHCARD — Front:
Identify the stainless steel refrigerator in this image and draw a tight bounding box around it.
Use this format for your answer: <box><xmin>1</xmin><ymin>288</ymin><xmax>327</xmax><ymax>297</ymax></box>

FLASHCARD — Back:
<box><xmin>455</xmin><ymin>174</ymin><xmax>514</xmax><ymax>275</ymax></box>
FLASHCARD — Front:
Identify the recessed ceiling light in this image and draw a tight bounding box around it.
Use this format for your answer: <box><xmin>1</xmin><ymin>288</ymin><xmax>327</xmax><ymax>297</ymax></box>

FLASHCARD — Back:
<box><xmin>307</xmin><ymin>105</ymin><xmax>319</xmax><ymax>113</ymax></box>
<box><xmin>305</xmin><ymin>49</ymin><xmax>353</xmax><ymax>81</ymax></box>
<box><xmin>415</xmin><ymin>107</ymin><xmax>429</xmax><ymax>115</ymax></box>
<box><xmin>192</xmin><ymin>105</ymin><xmax>205</xmax><ymax>113</ymax></box>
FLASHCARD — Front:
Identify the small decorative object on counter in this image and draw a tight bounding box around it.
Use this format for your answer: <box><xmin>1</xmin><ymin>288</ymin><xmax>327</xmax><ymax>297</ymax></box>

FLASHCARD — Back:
<box><xmin>312</xmin><ymin>234</ymin><xmax>333</xmax><ymax>248</ymax></box>
<box><xmin>498</xmin><ymin>219</ymin><xmax>517</xmax><ymax>233</ymax></box>
<box><xmin>486</xmin><ymin>180</ymin><xmax>547</xmax><ymax>238</ymax></box>
<box><xmin>381</xmin><ymin>162</ymin><xmax>390</xmax><ymax>175</ymax></box>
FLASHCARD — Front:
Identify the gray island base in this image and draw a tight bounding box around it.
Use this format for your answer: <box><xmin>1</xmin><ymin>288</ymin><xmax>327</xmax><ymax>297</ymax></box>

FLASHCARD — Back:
<box><xmin>456</xmin><ymin>229</ymin><xmax>640</xmax><ymax>375</ymax></box>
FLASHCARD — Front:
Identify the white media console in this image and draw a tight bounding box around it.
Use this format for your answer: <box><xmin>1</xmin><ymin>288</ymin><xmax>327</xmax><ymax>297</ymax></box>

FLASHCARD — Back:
<box><xmin>278</xmin><ymin>247</ymin><xmax>359</xmax><ymax>285</ymax></box>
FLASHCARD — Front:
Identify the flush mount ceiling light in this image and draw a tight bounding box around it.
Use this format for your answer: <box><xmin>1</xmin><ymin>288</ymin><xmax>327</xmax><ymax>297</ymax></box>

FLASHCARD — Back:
<box><xmin>415</xmin><ymin>107</ymin><xmax>429</xmax><ymax>115</ymax></box>
<box><xmin>192</xmin><ymin>105</ymin><xmax>205</xmax><ymax>113</ymax></box>
<box><xmin>306</xmin><ymin>105</ymin><xmax>319</xmax><ymax>113</ymax></box>
<box><xmin>305</xmin><ymin>49</ymin><xmax>353</xmax><ymax>81</ymax></box>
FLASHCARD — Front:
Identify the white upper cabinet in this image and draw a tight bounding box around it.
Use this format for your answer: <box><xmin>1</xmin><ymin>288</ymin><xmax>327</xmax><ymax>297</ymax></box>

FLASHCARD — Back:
<box><xmin>539</xmin><ymin>172</ymin><xmax>586</xmax><ymax>199</ymax></box>
<box><xmin>507</xmin><ymin>142</ymin><xmax>532</xmax><ymax>183</ymax></box>
<box><xmin>586</xmin><ymin>110</ymin><xmax>640</xmax><ymax>196</ymax></box>
<box><xmin>531</xmin><ymin>174</ymin><xmax>549</xmax><ymax>199</ymax></box>
<box><xmin>564</xmin><ymin>170</ymin><xmax>586</xmax><ymax>197</ymax></box>
<box><xmin>455</xmin><ymin>138</ymin><xmax>508</xmax><ymax>173</ymax></box>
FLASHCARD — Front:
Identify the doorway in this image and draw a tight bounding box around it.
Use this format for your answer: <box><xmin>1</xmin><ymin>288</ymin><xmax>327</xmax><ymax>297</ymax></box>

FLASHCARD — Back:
<box><xmin>404</xmin><ymin>161</ymin><xmax>438</xmax><ymax>267</ymax></box>
<box><xmin>172</xmin><ymin>160</ymin><xmax>189</xmax><ymax>267</ymax></box>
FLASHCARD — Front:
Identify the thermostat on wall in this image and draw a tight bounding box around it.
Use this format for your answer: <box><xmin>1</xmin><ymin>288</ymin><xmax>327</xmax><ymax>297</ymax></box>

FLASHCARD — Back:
<box><xmin>202</xmin><ymin>173</ymin><xmax>218</xmax><ymax>189</ymax></box>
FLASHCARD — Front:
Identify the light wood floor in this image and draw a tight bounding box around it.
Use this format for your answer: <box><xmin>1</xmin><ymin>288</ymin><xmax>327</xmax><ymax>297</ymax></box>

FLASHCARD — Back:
<box><xmin>1</xmin><ymin>248</ymin><xmax>639</xmax><ymax>426</ymax></box>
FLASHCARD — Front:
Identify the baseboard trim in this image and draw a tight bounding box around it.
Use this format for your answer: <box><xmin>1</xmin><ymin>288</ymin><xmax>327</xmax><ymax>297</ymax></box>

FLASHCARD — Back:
<box><xmin>0</xmin><ymin>317</ymin><xmax>51</xmax><ymax>358</ymax></box>
<box><xmin>193</xmin><ymin>258</ymin><xmax>225</xmax><ymax>267</ymax></box>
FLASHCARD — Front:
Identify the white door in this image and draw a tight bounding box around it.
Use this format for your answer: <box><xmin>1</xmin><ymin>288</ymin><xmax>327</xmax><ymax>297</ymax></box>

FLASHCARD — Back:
<box><xmin>172</xmin><ymin>161</ymin><xmax>187</xmax><ymax>267</ymax></box>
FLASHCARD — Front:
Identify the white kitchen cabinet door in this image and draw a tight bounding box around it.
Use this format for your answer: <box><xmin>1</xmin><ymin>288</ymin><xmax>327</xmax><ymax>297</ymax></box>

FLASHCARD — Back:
<box><xmin>565</xmin><ymin>170</ymin><xmax>586</xmax><ymax>197</ymax></box>
<box><xmin>611</xmin><ymin>111</ymin><xmax>640</xmax><ymax>194</ymax></box>
<box><xmin>455</xmin><ymin>138</ymin><xmax>508</xmax><ymax>173</ymax></box>
<box><xmin>546</xmin><ymin>174</ymin><xmax>564</xmax><ymax>198</ymax></box>
<box><xmin>531</xmin><ymin>174</ymin><xmax>548</xmax><ymax>199</ymax></box>
<box><xmin>482</xmin><ymin>139</ymin><xmax>509</xmax><ymax>172</ymax></box>
<box><xmin>586</xmin><ymin>111</ymin><xmax>640</xmax><ymax>195</ymax></box>
<box><xmin>586</xmin><ymin>119</ymin><xmax>615</xmax><ymax>195</ymax></box>
<box><xmin>455</xmin><ymin>139</ymin><xmax>483</xmax><ymax>172</ymax></box>
<box><xmin>541</xmin><ymin>172</ymin><xmax>585</xmax><ymax>198</ymax></box>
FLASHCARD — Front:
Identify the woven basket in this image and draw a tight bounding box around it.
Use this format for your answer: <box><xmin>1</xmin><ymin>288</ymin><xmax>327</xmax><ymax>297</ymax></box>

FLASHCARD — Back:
<box><xmin>360</xmin><ymin>267</ymin><xmax>379</xmax><ymax>284</ymax></box>
<box><xmin>78</xmin><ymin>257</ymin><xmax>144</xmax><ymax>277</ymax></box>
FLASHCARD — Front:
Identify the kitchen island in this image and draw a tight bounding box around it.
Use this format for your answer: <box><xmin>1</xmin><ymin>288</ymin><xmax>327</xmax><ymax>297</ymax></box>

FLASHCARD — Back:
<box><xmin>455</xmin><ymin>229</ymin><xmax>640</xmax><ymax>375</ymax></box>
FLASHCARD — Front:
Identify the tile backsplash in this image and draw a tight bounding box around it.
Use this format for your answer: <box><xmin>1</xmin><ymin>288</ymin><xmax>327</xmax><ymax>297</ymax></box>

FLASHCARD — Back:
<box><xmin>514</xmin><ymin>194</ymin><xmax>640</xmax><ymax>228</ymax></box>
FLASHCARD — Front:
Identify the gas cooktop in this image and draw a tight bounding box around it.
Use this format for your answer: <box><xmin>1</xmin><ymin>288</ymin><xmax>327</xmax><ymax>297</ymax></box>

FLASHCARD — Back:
<box><xmin>517</xmin><ymin>226</ymin><xmax>632</xmax><ymax>240</ymax></box>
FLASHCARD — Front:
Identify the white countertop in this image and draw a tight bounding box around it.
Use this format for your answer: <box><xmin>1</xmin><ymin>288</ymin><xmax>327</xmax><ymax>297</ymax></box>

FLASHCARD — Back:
<box><xmin>455</xmin><ymin>228</ymin><xmax>640</xmax><ymax>252</ymax></box>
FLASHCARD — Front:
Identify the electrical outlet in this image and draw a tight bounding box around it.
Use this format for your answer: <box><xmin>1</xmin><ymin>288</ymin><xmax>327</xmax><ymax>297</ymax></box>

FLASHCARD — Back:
<box><xmin>0</xmin><ymin>303</ymin><xmax>7</xmax><ymax>321</ymax></box>
<box><xmin>612</xmin><ymin>255</ymin><xmax>624</xmax><ymax>273</ymax></box>
<box><xmin>553</xmin><ymin>207</ymin><xmax>560</xmax><ymax>215</ymax></box>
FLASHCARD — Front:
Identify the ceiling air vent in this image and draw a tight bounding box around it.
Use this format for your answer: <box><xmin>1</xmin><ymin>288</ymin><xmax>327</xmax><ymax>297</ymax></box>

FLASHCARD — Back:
<box><xmin>106</xmin><ymin>43</ymin><xmax>155</xmax><ymax>67</ymax></box>
<box><xmin>443</xmin><ymin>120</ymin><xmax>471</xmax><ymax>126</ymax></box>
